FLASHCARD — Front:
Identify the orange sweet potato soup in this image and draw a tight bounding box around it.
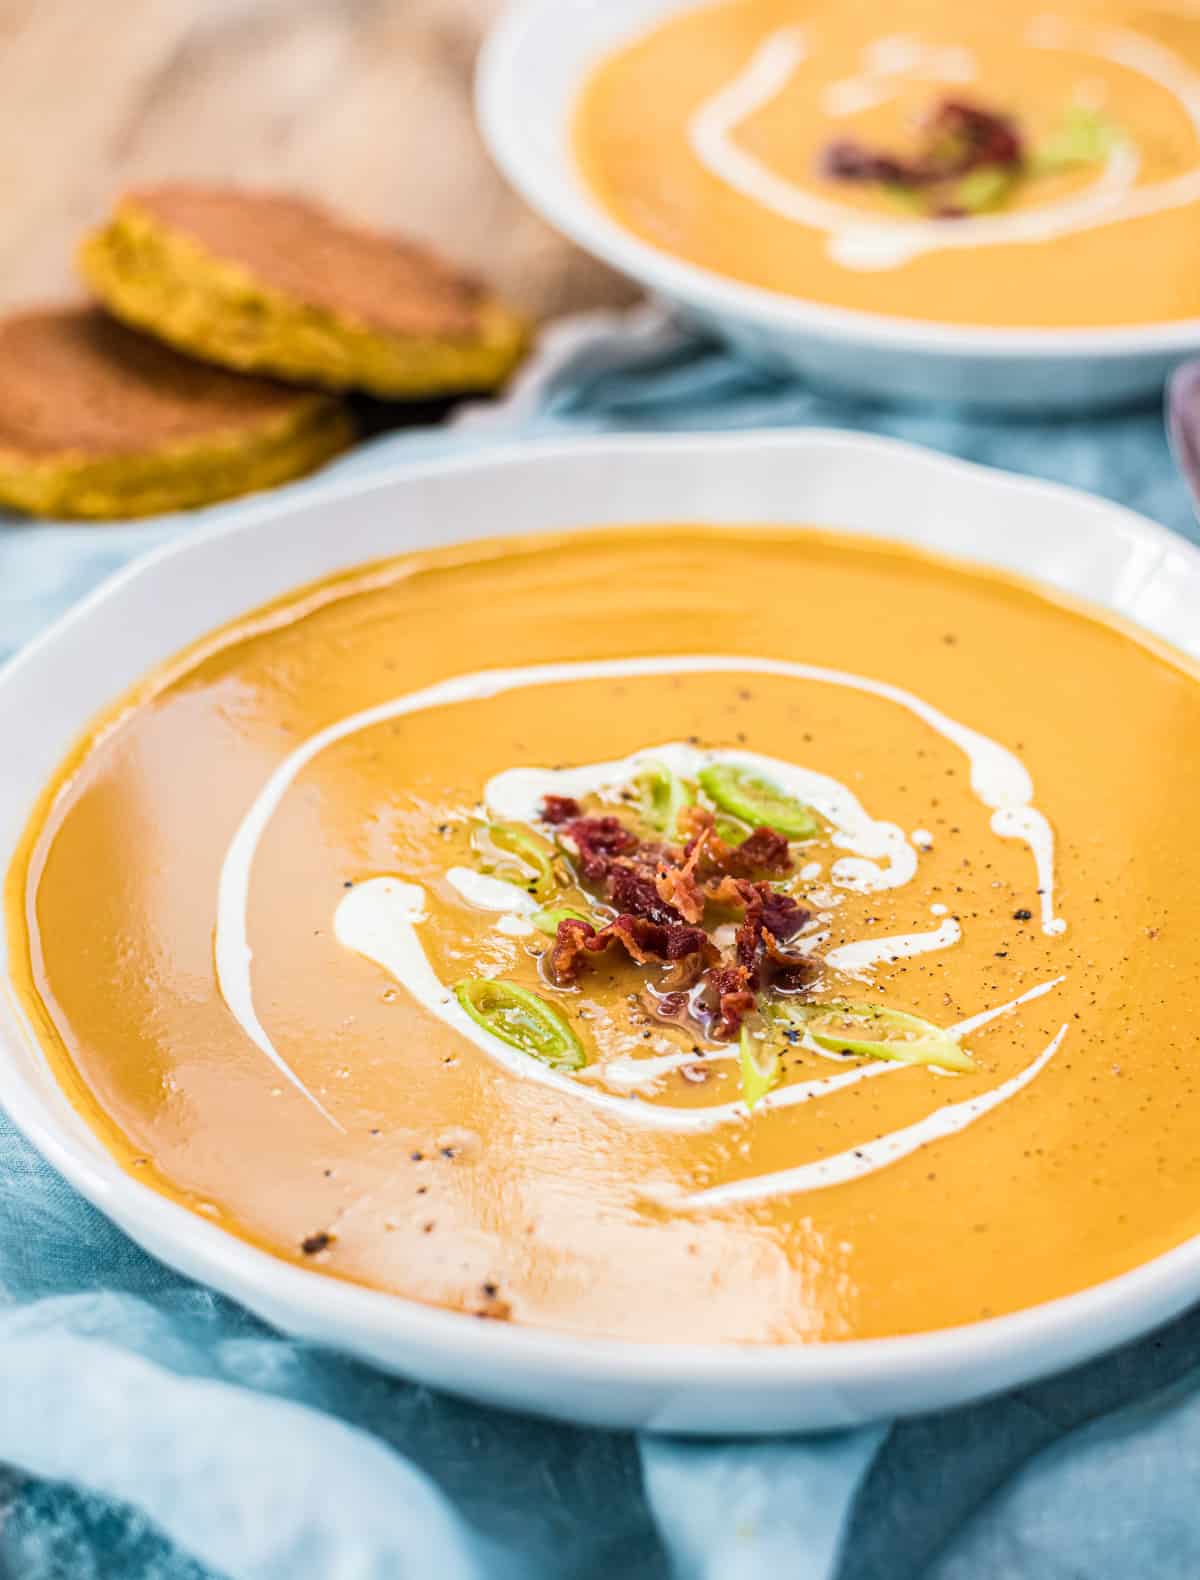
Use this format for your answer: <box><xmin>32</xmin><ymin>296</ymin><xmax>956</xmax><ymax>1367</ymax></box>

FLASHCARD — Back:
<box><xmin>8</xmin><ymin>525</ymin><xmax>1200</xmax><ymax>1343</ymax></box>
<box><xmin>574</xmin><ymin>0</ymin><xmax>1200</xmax><ymax>327</ymax></box>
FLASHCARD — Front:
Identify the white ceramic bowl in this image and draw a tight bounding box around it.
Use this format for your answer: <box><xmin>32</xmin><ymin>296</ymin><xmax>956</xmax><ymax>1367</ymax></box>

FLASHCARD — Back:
<box><xmin>477</xmin><ymin>0</ymin><xmax>1200</xmax><ymax>412</ymax></box>
<box><xmin>2</xmin><ymin>431</ymin><xmax>1199</xmax><ymax>1434</ymax></box>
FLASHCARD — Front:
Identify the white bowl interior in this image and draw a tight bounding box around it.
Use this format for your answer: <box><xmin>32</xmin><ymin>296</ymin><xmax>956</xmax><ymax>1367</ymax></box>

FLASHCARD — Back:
<box><xmin>2</xmin><ymin>431</ymin><xmax>1199</xmax><ymax>1433</ymax></box>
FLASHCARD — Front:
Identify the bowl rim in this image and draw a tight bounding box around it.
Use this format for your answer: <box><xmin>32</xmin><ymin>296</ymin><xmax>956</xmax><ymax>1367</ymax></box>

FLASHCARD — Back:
<box><xmin>3</xmin><ymin>426</ymin><xmax>1200</xmax><ymax>1411</ymax></box>
<box><xmin>476</xmin><ymin>0</ymin><xmax>1200</xmax><ymax>360</ymax></box>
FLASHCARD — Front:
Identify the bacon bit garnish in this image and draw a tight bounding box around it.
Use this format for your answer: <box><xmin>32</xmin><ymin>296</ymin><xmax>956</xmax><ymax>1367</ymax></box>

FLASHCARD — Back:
<box><xmin>701</xmin><ymin>963</ymin><xmax>758</xmax><ymax>1042</ymax></box>
<box><xmin>767</xmin><ymin>914</ymin><xmax>815</xmax><ymax>988</ymax></box>
<box><xmin>654</xmin><ymin>829</ymin><xmax>709</xmax><ymax>924</ymax></box>
<box><xmin>651</xmin><ymin>815</ymin><xmax>792</xmax><ymax>928</ymax></box>
<box><xmin>761</xmin><ymin>927</ymin><xmax>809</xmax><ymax>965</ymax></box>
<box><xmin>725</xmin><ymin>827</ymin><xmax>792</xmax><ymax>878</ymax></box>
<box><xmin>820</xmin><ymin>97</ymin><xmax>1024</xmax><ymax>212</ymax></box>
<box><xmin>547</xmin><ymin>919</ymin><xmax>595</xmax><ymax>982</ymax></box>
<box><xmin>928</xmin><ymin>100</ymin><xmax>1023</xmax><ymax>175</ymax></box>
<box><xmin>549</xmin><ymin>915</ymin><xmax>715</xmax><ymax>986</ymax></box>
<box><xmin>680</xmin><ymin>805</ymin><xmax>791</xmax><ymax>873</ymax></box>
<box><xmin>678</xmin><ymin>803</ymin><xmax>715</xmax><ymax>843</ymax></box>
<box><xmin>602</xmin><ymin>915</ymin><xmax>713</xmax><ymax>966</ymax></box>
<box><xmin>822</xmin><ymin>139</ymin><xmax>910</xmax><ymax>186</ymax></box>
<box><xmin>732</xmin><ymin>885</ymin><xmax>810</xmax><ymax>978</ymax></box>
<box><xmin>609</xmin><ymin>862</ymin><xmax>685</xmax><ymax>926</ymax></box>
<box><xmin>704</xmin><ymin>873</ymin><xmax>759</xmax><ymax>909</ymax></box>
<box><xmin>548</xmin><ymin>918</ymin><xmax>594</xmax><ymax>982</ymax></box>
<box><xmin>541</xmin><ymin>794</ymin><xmax>814</xmax><ymax>1039</ymax></box>
<box><xmin>734</xmin><ymin>912</ymin><xmax>761</xmax><ymax>974</ymax></box>
<box><xmin>760</xmin><ymin>924</ymin><xmax>819</xmax><ymax>994</ymax></box>
<box><xmin>755</xmin><ymin>888</ymin><xmax>808</xmax><ymax>944</ymax></box>
<box><xmin>681</xmin><ymin>806</ymin><xmax>731</xmax><ymax>871</ymax></box>
<box><xmin>562</xmin><ymin>815</ymin><xmax>639</xmax><ymax>880</ymax></box>
<box><xmin>541</xmin><ymin>794</ymin><xmax>581</xmax><ymax>825</ymax></box>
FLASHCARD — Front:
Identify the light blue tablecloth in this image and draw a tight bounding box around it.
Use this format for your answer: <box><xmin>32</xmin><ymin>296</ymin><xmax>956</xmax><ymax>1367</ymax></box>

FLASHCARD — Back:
<box><xmin>2</xmin><ymin>316</ymin><xmax>1198</xmax><ymax>1580</ymax></box>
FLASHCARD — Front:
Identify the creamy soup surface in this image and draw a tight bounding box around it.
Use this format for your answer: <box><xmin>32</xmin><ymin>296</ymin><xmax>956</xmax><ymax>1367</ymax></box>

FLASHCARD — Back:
<box><xmin>9</xmin><ymin>526</ymin><xmax>1200</xmax><ymax>1344</ymax></box>
<box><xmin>575</xmin><ymin>0</ymin><xmax>1200</xmax><ymax>327</ymax></box>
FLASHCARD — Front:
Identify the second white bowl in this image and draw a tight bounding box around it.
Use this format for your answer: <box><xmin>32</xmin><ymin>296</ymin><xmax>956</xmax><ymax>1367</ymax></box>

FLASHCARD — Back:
<box><xmin>477</xmin><ymin>0</ymin><xmax>1200</xmax><ymax>412</ymax></box>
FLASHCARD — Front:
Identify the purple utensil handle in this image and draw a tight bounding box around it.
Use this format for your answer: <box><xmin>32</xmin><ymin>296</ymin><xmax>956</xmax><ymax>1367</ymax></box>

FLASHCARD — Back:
<box><xmin>1167</xmin><ymin>360</ymin><xmax>1200</xmax><ymax>518</ymax></box>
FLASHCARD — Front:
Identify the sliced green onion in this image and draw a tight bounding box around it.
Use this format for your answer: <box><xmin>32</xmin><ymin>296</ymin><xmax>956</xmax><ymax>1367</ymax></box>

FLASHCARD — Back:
<box><xmin>1032</xmin><ymin>105</ymin><xmax>1122</xmax><ymax>175</ymax></box>
<box><xmin>713</xmin><ymin>813</ymin><xmax>751</xmax><ymax>847</ymax></box>
<box><xmin>882</xmin><ymin>182</ymin><xmax>925</xmax><ymax>212</ymax></box>
<box><xmin>954</xmin><ymin>165</ymin><xmax>1018</xmax><ymax>213</ymax></box>
<box><xmin>531</xmin><ymin>905</ymin><xmax>594</xmax><ymax>937</ymax></box>
<box><xmin>454</xmin><ymin>978</ymin><xmax>585</xmax><ymax>1071</ymax></box>
<box><xmin>634</xmin><ymin>761</ymin><xmax>690</xmax><ymax>837</ymax></box>
<box><xmin>475</xmin><ymin>822</ymin><xmax>557</xmax><ymax>901</ymax></box>
<box><xmin>698</xmin><ymin>763</ymin><xmax>821</xmax><ymax>840</ymax></box>
<box><xmin>738</xmin><ymin>1016</ymin><xmax>782</xmax><ymax>1110</ymax></box>
<box><xmin>775</xmin><ymin>1000</ymin><xmax>974</xmax><ymax>1073</ymax></box>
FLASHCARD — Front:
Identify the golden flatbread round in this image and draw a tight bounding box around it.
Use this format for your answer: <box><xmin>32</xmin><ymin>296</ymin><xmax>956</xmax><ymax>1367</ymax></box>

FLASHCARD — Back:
<box><xmin>0</xmin><ymin>307</ymin><xmax>353</xmax><ymax>520</ymax></box>
<box><xmin>79</xmin><ymin>186</ymin><xmax>531</xmax><ymax>399</ymax></box>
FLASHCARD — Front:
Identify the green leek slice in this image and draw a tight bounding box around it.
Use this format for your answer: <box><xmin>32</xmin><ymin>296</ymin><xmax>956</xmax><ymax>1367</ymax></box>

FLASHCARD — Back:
<box><xmin>955</xmin><ymin>166</ymin><xmax>1018</xmax><ymax>213</ymax></box>
<box><xmin>454</xmin><ymin>979</ymin><xmax>585</xmax><ymax>1071</ymax></box>
<box><xmin>882</xmin><ymin>182</ymin><xmax>925</xmax><ymax>212</ymax></box>
<box><xmin>634</xmin><ymin>761</ymin><xmax>690</xmax><ymax>837</ymax></box>
<box><xmin>476</xmin><ymin>822</ymin><xmax>557</xmax><ymax>901</ymax></box>
<box><xmin>1032</xmin><ymin>105</ymin><xmax>1122</xmax><ymax>175</ymax></box>
<box><xmin>698</xmin><ymin>763</ymin><xmax>821</xmax><ymax>840</ymax></box>
<box><xmin>775</xmin><ymin>1000</ymin><xmax>974</xmax><ymax>1073</ymax></box>
<box><xmin>531</xmin><ymin>905</ymin><xmax>594</xmax><ymax>937</ymax></box>
<box><xmin>713</xmin><ymin>813</ymin><xmax>751</xmax><ymax>847</ymax></box>
<box><xmin>738</xmin><ymin>1017</ymin><xmax>782</xmax><ymax>1110</ymax></box>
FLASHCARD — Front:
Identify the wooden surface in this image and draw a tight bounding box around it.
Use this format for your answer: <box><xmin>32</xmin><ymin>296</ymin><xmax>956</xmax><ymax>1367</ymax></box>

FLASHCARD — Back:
<box><xmin>0</xmin><ymin>0</ymin><xmax>635</xmax><ymax>322</ymax></box>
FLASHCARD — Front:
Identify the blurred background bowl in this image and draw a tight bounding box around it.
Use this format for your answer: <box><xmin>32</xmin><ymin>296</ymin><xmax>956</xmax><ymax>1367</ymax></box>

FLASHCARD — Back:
<box><xmin>478</xmin><ymin>0</ymin><xmax>1200</xmax><ymax>413</ymax></box>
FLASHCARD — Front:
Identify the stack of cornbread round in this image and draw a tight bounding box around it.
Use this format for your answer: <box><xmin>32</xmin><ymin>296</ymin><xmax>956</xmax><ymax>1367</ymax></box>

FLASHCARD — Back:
<box><xmin>0</xmin><ymin>188</ymin><xmax>529</xmax><ymax>520</ymax></box>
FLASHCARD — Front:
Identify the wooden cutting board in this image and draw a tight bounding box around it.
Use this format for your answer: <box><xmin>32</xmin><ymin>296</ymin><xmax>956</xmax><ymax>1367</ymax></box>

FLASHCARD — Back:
<box><xmin>0</xmin><ymin>0</ymin><xmax>635</xmax><ymax>321</ymax></box>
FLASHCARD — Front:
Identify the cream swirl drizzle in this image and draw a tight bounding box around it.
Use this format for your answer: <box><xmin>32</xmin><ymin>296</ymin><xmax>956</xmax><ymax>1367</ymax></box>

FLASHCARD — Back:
<box><xmin>679</xmin><ymin>1024</ymin><xmax>1069</xmax><ymax>1207</ymax></box>
<box><xmin>560</xmin><ymin>977</ymin><xmax>1062</xmax><ymax>1096</ymax></box>
<box><xmin>688</xmin><ymin>17</ymin><xmax>1200</xmax><ymax>271</ymax></box>
<box><xmin>445</xmin><ymin>867</ymin><xmax>537</xmax><ymax>936</ymax></box>
<box><xmin>214</xmin><ymin>653</ymin><xmax>1069</xmax><ymax>1192</ymax></box>
<box><xmin>487</xmin><ymin>742</ymin><xmax>917</xmax><ymax>894</ymax></box>
<box><xmin>822</xmin><ymin>35</ymin><xmax>976</xmax><ymax>119</ymax></box>
<box><xmin>333</xmin><ymin>875</ymin><xmax>1067</xmax><ymax>1162</ymax></box>
<box><xmin>824</xmin><ymin>917</ymin><xmax>963</xmax><ymax>978</ymax></box>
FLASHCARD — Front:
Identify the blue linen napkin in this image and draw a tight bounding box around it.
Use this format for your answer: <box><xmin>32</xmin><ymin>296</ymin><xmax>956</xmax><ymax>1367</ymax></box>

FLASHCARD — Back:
<box><xmin>2</xmin><ymin>311</ymin><xmax>1198</xmax><ymax>1580</ymax></box>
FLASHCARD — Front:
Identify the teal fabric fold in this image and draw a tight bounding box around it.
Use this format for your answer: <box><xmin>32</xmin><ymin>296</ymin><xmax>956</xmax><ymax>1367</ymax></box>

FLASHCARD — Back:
<box><xmin>1</xmin><ymin>316</ymin><xmax>1197</xmax><ymax>1579</ymax></box>
<box><xmin>640</xmin><ymin>1430</ymin><xmax>888</xmax><ymax>1580</ymax></box>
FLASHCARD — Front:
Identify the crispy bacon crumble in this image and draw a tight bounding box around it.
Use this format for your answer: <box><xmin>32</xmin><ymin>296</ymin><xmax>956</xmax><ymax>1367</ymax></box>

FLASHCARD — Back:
<box><xmin>549</xmin><ymin>915</ymin><xmax>715</xmax><ymax>985</ymax></box>
<box><xmin>542</xmin><ymin>800</ymin><xmax>814</xmax><ymax>1041</ymax></box>
<box><xmin>561</xmin><ymin>815</ymin><xmax>639</xmax><ymax>879</ymax></box>
<box><xmin>701</xmin><ymin>964</ymin><xmax>758</xmax><ymax>1043</ymax></box>
<box><xmin>540</xmin><ymin>794</ymin><xmax>581</xmax><ymax>825</ymax></box>
<box><xmin>821</xmin><ymin>97</ymin><xmax>1025</xmax><ymax>216</ymax></box>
